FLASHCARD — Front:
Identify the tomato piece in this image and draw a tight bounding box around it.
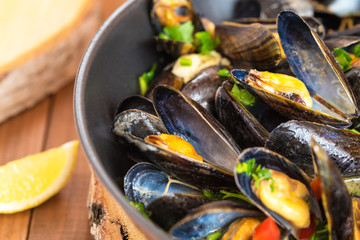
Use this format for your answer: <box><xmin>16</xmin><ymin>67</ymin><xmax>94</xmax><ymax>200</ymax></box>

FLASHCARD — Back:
<box><xmin>253</xmin><ymin>217</ymin><xmax>280</xmax><ymax>240</ymax></box>
<box><xmin>310</xmin><ymin>177</ymin><xmax>322</xmax><ymax>200</ymax></box>
<box><xmin>299</xmin><ymin>214</ymin><xmax>316</xmax><ymax>239</ymax></box>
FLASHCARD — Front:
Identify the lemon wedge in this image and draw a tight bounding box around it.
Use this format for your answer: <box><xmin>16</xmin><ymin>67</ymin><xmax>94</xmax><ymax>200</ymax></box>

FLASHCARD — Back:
<box><xmin>0</xmin><ymin>140</ymin><xmax>79</xmax><ymax>213</ymax></box>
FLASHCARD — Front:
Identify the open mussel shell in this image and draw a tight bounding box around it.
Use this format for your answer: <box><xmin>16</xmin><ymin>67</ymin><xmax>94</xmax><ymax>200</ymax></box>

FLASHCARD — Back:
<box><xmin>311</xmin><ymin>139</ymin><xmax>354</xmax><ymax>240</ymax></box>
<box><xmin>181</xmin><ymin>65</ymin><xmax>228</xmax><ymax>117</ymax></box>
<box><xmin>124</xmin><ymin>162</ymin><xmax>203</xmax><ymax>207</ymax></box>
<box><xmin>216</xmin><ymin>22</ymin><xmax>282</xmax><ymax>69</ymax></box>
<box><xmin>169</xmin><ymin>200</ymin><xmax>264</xmax><ymax>240</ymax></box>
<box><xmin>153</xmin><ymin>85</ymin><xmax>241</xmax><ymax>172</ymax></box>
<box><xmin>146</xmin><ymin>194</ymin><xmax>209</xmax><ymax>231</ymax></box>
<box><xmin>215</xmin><ymin>80</ymin><xmax>288</xmax><ymax>149</ymax></box>
<box><xmin>234</xmin><ymin>147</ymin><xmax>321</xmax><ymax>239</ymax></box>
<box><xmin>112</xmin><ymin>109</ymin><xmax>236</xmax><ymax>190</ymax></box>
<box><xmin>277</xmin><ymin>10</ymin><xmax>359</xmax><ymax>125</ymax></box>
<box><xmin>265</xmin><ymin>120</ymin><xmax>360</xmax><ymax>177</ymax></box>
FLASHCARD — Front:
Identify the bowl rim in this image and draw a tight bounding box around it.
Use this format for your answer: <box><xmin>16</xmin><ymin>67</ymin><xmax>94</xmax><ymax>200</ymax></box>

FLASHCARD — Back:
<box><xmin>74</xmin><ymin>0</ymin><xmax>170</xmax><ymax>239</ymax></box>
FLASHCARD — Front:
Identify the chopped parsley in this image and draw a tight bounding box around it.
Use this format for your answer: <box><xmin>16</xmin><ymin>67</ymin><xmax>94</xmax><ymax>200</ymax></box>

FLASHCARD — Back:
<box><xmin>158</xmin><ymin>21</ymin><xmax>219</xmax><ymax>55</ymax></box>
<box><xmin>139</xmin><ymin>63</ymin><xmax>157</xmax><ymax>95</ymax></box>
<box><xmin>334</xmin><ymin>48</ymin><xmax>353</xmax><ymax>72</ymax></box>
<box><xmin>158</xmin><ymin>21</ymin><xmax>194</xmax><ymax>43</ymax></box>
<box><xmin>206</xmin><ymin>231</ymin><xmax>222</xmax><ymax>240</ymax></box>
<box><xmin>346</xmin><ymin>128</ymin><xmax>360</xmax><ymax>134</ymax></box>
<box><xmin>217</xmin><ymin>68</ymin><xmax>231</xmax><ymax>77</ymax></box>
<box><xmin>202</xmin><ymin>189</ymin><xmax>252</xmax><ymax>204</ymax></box>
<box><xmin>236</xmin><ymin>158</ymin><xmax>275</xmax><ymax>192</ymax></box>
<box><xmin>334</xmin><ymin>43</ymin><xmax>360</xmax><ymax>72</ymax></box>
<box><xmin>179</xmin><ymin>57</ymin><xmax>192</xmax><ymax>66</ymax></box>
<box><xmin>230</xmin><ymin>84</ymin><xmax>256</xmax><ymax>107</ymax></box>
<box><xmin>194</xmin><ymin>31</ymin><xmax>219</xmax><ymax>55</ymax></box>
<box><xmin>310</xmin><ymin>222</ymin><xmax>329</xmax><ymax>240</ymax></box>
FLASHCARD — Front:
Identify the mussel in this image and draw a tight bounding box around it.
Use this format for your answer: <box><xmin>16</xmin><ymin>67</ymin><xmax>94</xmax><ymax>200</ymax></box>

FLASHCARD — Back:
<box><xmin>234</xmin><ymin>147</ymin><xmax>321</xmax><ymax>239</ymax></box>
<box><xmin>231</xmin><ymin>11</ymin><xmax>360</xmax><ymax>128</ymax></box>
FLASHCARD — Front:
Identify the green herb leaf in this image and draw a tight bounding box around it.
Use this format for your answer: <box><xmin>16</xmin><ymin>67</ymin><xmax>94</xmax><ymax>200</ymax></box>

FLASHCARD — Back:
<box><xmin>217</xmin><ymin>68</ymin><xmax>230</xmax><ymax>77</ymax></box>
<box><xmin>194</xmin><ymin>31</ymin><xmax>219</xmax><ymax>55</ymax></box>
<box><xmin>129</xmin><ymin>201</ymin><xmax>149</xmax><ymax>219</ymax></box>
<box><xmin>179</xmin><ymin>57</ymin><xmax>192</xmax><ymax>66</ymax></box>
<box><xmin>230</xmin><ymin>84</ymin><xmax>256</xmax><ymax>107</ymax></box>
<box><xmin>203</xmin><ymin>189</ymin><xmax>224</xmax><ymax>200</ymax></box>
<box><xmin>159</xmin><ymin>21</ymin><xmax>194</xmax><ymax>43</ymax></box>
<box><xmin>353</xmin><ymin>43</ymin><xmax>360</xmax><ymax>58</ymax></box>
<box><xmin>310</xmin><ymin>222</ymin><xmax>329</xmax><ymax>240</ymax></box>
<box><xmin>139</xmin><ymin>63</ymin><xmax>157</xmax><ymax>95</ymax></box>
<box><xmin>206</xmin><ymin>231</ymin><xmax>222</xmax><ymax>240</ymax></box>
<box><xmin>346</xmin><ymin>128</ymin><xmax>360</xmax><ymax>134</ymax></box>
<box><xmin>236</xmin><ymin>158</ymin><xmax>275</xmax><ymax>192</ymax></box>
<box><xmin>334</xmin><ymin>48</ymin><xmax>353</xmax><ymax>72</ymax></box>
<box><xmin>220</xmin><ymin>190</ymin><xmax>252</xmax><ymax>204</ymax></box>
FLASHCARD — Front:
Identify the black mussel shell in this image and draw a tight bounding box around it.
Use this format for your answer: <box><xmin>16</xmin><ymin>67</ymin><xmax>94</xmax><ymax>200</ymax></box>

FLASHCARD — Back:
<box><xmin>153</xmin><ymin>85</ymin><xmax>241</xmax><ymax>172</ymax></box>
<box><xmin>265</xmin><ymin>120</ymin><xmax>360</xmax><ymax>177</ymax></box>
<box><xmin>115</xmin><ymin>95</ymin><xmax>156</xmax><ymax>116</ymax></box>
<box><xmin>235</xmin><ymin>147</ymin><xmax>321</xmax><ymax>238</ymax></box>
<box><xmin>169</xmin><ymin>200</ymin><xmax>264</xmax><ymax>240</ymax></box>
<box><xmin>311</xmin><ymin>139</ymin><xmax>353</xmax><ymax>240</ymax></box>
<box><xmin>216</xmin><ymin>80</ymin><xmax>288</xmax><ymax>149</ymax></box>
<box><xmin>181</xmin><ymin>65</ymin><xmax>228</xmax><ymax>117</ymax></box>
<box><xmin>278</xmin><ymin>11</ymin><xmax>359</xmax><ymax>125</ymax></box>
<box><xmin>124</xmin><ymin>162</ymin><xmax>203</xmax><ymax>207</ymax></box>
<box><xmin>146</xmin><ymin>194</ymin><xmax>209</xmax><ymax>231</ymax></box>
<box><xmin>216</xmin><ymin>22</ymin><xmax>282</xmax><ymax>69</ymax></box>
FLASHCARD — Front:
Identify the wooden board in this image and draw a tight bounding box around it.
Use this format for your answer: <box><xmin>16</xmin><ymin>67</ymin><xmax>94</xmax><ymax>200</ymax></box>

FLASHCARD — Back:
<box><xmin>0</xmin><ymin>0</ymin><xmax>102</xmax><ymax>124</ymax></box>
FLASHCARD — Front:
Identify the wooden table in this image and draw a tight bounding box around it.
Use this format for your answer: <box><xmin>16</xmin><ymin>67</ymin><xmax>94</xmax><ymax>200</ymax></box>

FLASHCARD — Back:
<box><xmin>0</xmin><ymin>0</ymin><xmax>125</xmax><ymax>239</ymax></box>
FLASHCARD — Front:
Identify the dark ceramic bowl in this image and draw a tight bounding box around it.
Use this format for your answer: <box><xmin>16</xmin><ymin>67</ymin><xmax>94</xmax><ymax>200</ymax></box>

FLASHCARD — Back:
<box><xmin>75</xmin><ymin>0</ymin><xmax>242</xmax><ymax>239</ymax></box>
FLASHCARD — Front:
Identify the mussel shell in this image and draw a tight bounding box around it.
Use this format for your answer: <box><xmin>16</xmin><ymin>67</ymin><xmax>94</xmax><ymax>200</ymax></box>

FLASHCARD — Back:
<box><xmin>311</xmin><ymin>140</ymin><xmax>353</xmax><ymax>240</ymax></box>
<box><xmin>234</xmin><ymin>147</ymin><xmax>321</xmax><ymax>238</ymax></box>
<box><xmin>169</xmin><ymin>200</ymin><xmax>264</xmax><ymax>240</ymax></box>
<box><xmin>181</xmin><ymin>65</ymin><xmax>228</xmax><ymax>117</ymax></box>
<box><xmin>115</xmin><ymin>95</ymin><xmax>156</xmax><ymax>116</ymax></box>
<box><xmin>145</xmin><ymin>64</ymin><xmax>184</xmax><ymax>99</ymax></box>
<box><xmin>155</xmin><ymin>37</ymin><xmax>196</xmax><ymax>58</ymax></box>
<box><xmin>346</xmin><ymin>67</ymin><xmax>360</xmax><ymax>105</ymax></box>
<box><xmin>146</xmin><ymin>194</ymin><xmax>209</xmax><ymax>231</ymax></box>
<box><xmin>124</xmin><ymin>162</ymin><xmax>203</xmax><ymax>207</ymax></box>
<box><xmin>265</xmin><ymin>120</ymin><xmax>360</xmax><ymax>177</ymax></box>
<box><xmin>216</xmin><ymin>22</ymin><xmax>282</xmax><ymax>69</ymax></box>
<box><xmin>113</xmin><ymin>109</ymin><xmax>167</xmax><ymax>140</ymax></box>
<box><xmin>231</xmin><ymin>69</ymin><xmax>354</xmax><ymax>128</ymax></box>
<box><xmin>216</xmin><ymin>80</ymin><xmax>288</xmax><ymax>149</ymax></box>
<box><xmin>153</xmin><ymin>85</ymin><xmax>241</xmax><ymax>172</ymax></box>
<box><xmin>278</xmin><ymin>11</ymin><xmax>359</xmax><ymax>122</ymax></box>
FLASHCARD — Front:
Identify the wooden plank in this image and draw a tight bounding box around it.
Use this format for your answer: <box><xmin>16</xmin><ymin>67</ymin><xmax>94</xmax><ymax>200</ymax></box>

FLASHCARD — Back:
<box><xmin>28</xmin><ymin>82</ymin><xmax>92</xmax><ymax>240</ymax></box>
<box><xmin>0</xmin><ymin>99</ymin><xmax>50</xmax><ymax>240</ymax></box>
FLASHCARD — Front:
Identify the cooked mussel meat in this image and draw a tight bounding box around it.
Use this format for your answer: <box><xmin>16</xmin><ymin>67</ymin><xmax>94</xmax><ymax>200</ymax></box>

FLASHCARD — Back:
<box><xmin>234</xmin><ymin>147</ymin><xmax>321</xmax><ymax>239</ymax></box>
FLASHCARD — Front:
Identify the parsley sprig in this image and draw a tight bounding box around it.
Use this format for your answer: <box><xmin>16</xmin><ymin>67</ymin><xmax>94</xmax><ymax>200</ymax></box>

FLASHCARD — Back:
<box><xmin>202</xmin><ymin>189</ymin><xmax>252</xmax><ymax>204</ymax></box>
<box><xmin>310</xmin><ymin>222</ymin><xmax>329</xmax><ymax>240</ymax></box>
<box><xmin>236</xmin><ymin>158</ymin><xmax>275</xmax><ymax>192</ymax></box>
<box><xmin>159</xmin><ymin>21</ymin><xmax>219</xmax><ymax>55</ymax></box>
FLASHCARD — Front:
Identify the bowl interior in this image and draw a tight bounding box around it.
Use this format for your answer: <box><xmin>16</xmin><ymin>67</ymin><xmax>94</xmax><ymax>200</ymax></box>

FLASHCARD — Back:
<box><xmin>75</xmin><ymin>0</ymin><xmax>242</xmax><ymax>239</ymax></box>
